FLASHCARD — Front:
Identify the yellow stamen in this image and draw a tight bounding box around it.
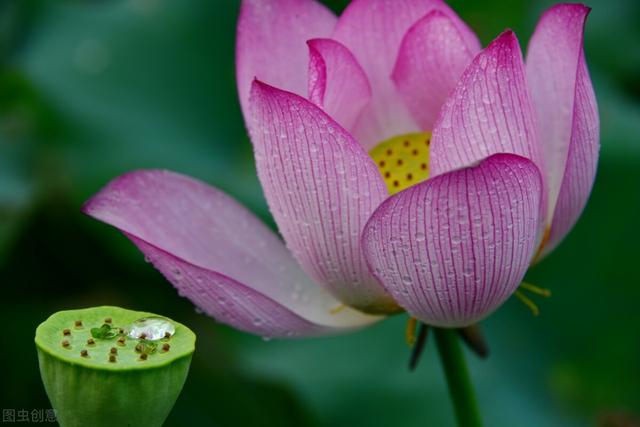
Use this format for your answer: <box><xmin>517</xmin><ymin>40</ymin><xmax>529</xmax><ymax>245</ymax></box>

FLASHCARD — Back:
<box><xmin>330</xmin><ymin>304</ymin><xmax>346</xmax><ymax>314</ymax></box>
<box><xmin>533</xmin><ymin>226</ymin><xmax>551</xmax><ymax>263</ymax></box>
<box><xmin>514</xmin><ymin>290</ymin><xmax>539</xmax><ymax>316</ymax></box>
<box><xmin>369</xmin><ymin>132</ymin><xmax>431</xmax><ymax>194</ymax></box>
<box><xmin>405</xmin><ymin>316</ymin><xmax>418</xmax><ymax>347</ymax></box>
<box><xmin>519</xmin><ymin>282</ymin><xmax>552</xmax><ymax>297</ymax></box>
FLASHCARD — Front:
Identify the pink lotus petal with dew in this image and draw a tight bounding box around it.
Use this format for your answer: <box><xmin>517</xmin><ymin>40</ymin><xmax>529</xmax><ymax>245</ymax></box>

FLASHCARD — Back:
<box><xmin>84</xmin><ymin>0</ymin><xmax>598</xmax><ymax>337</ymax></box>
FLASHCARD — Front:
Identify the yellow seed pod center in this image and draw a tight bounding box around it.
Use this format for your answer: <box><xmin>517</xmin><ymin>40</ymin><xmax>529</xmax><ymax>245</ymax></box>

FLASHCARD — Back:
<box><xmin>369</xmin><ymin>132</ymin><xmax>431</xmax><ymax>195</ymax></box>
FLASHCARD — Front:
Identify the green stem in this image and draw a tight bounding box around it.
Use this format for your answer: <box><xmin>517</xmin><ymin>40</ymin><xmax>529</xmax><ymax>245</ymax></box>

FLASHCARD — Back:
<box><xmin>434</xmin><ymin>328</ymin><xmax>483</xmax><ymax>427</ymax></box>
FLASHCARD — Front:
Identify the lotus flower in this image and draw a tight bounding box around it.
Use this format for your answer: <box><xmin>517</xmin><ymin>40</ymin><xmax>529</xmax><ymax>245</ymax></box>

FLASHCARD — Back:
<box><xmin>83</xmin><ymin>0</ymin><xmax>598</xmax><ymax>337</ymax></box>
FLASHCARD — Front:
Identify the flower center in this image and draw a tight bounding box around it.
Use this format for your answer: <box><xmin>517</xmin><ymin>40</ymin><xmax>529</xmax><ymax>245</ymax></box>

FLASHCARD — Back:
<box><xmin>369</xmin><ymin>132</ymin><xmax>431</xmax><ymax>194</ymax></box>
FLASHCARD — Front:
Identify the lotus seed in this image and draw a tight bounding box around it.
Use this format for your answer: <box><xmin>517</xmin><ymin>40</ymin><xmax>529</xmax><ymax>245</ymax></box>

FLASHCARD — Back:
<box><xmin>140</xmin><ymin>333</ymin><xmax>147</xmax><ymax>339</ymax></box>
<box><xmin>135</xmin><ymin>344</ymin><xmax>143</xmax><ymax>353</ymax></box>
<box><xmin>74</xmin><ymin>320</ymin><xmax>83</xmax><ymax>328</ymax></box>
<box><xmin>164</xmin><ymin>332</ymin><xmax>171</xmax><ymax>339</ymax></box>
<box><xmin>62</xmin><ymin>340</ymin><xmax>70</xmax><ymax>348</ymax></box>
<box><xmin>87</xmin><ymin>338</ymin><xmax>95</xmax><ymax>345</ymax></box>
<box><xmin>140</xmin><ymin>353</ymin><xmax>148</xmax><ymax>361</ymax></box>
<box><xmin>80</xmin><ymin>350</ymin><xmax>88</xmax><ymax>357</ymax></box>
<box><xmin>108</xmin><ymin>354</ymin><xmax>116</xmax><ymax>363</ymax></box>
<box><xmin>110</xmin><ymin>347</ymin><xmax>117</xmax><ymax>355</ymax></box>
<box><xmin>63</xmin><ymin>329</ymin><xmax>71</xmax><ymax>336</ymax></box>
<box><xmin>162</xmin><ymin>344</ymin><xmax>170</xmax><ymax>352</ymax></box>
<box><xmin>104</xmin><ymin>318</ymin><xmax>112</xmax><ymax>324</ymax></box>
<box><xmin>117</xmin><ymin>337</ymin><xmax>126</xmax><ymax>346</ymax></box>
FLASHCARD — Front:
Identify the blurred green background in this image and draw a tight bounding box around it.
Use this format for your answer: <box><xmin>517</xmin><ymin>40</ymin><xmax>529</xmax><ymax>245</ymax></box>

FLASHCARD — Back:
<box><xmin>1</xmin><ymin>0</ymin><xmax>639</xmax><ymax>426</ymax></box>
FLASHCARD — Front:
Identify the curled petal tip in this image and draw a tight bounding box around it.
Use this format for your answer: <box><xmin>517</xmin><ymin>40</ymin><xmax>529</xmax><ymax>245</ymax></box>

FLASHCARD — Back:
<box><xmin>493</xmin><ymin>29</ymin><xmax>519</xmax><ymax>47</ymax></box>
<box><xmin>537</xmin><ymin>3</ymin><xmax>592</xmax><ymax>33</ymax></box>
<box><xmin>249</xmin><ymin>79</ymin><xmax>283</xmax><ymax>105</ymax></box>
<box><xmin>483</xmin><ymin>30</ymin><xmax>523</xmax><ymax>62</ymax></box>
<box><xmin>82</xmin><ymin>169</ymin><xmax>160</xmax><ymax>216</ymax></box>
<box><xmin>250</xmin><ymin>78</ymin><xmax>269</xmax><ymax>92</ymax></box>
<box><xmin>305</xmin><ymin>38</ymin><xmax>320</xmax><ymax>49</ymax></box>
<box><xmin>422</xmin><ymin>9</ymin><xmax>447</xmax><ymax>20</ymax></box>
<box><xmin>548</xmin><ymin>3</ymin><xmax>592</xmax><ymax>16</ymax></box>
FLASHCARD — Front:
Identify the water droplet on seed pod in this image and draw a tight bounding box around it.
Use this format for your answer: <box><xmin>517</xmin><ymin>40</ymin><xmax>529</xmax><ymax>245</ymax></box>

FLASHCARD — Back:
<box><xmin>127</xmin><ymin>317</ymin><xmax>175</xmax><ymax>341</ymax></box>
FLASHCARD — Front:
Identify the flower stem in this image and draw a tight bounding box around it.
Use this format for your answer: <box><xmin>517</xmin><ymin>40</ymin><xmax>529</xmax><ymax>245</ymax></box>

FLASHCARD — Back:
<box><xmin>434</xmin><ymin>327</ymin><xmax>483</xmax><ymax>427</ymax></box>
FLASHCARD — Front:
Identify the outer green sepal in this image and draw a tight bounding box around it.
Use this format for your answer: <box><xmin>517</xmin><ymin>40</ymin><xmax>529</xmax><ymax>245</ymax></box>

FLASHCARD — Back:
<box><xmin>35</xmin><ymin>306</ymin><xmax>196</xmax><ymax>427</ymax></box>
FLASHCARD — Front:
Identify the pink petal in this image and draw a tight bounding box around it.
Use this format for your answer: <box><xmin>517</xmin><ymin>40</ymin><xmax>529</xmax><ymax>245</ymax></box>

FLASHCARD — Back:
<box><xmin>307</xmin><ymin>38</ymin><xmax>372</xmax><ymax>133</ymax></box>
<box><xmin>83</xmin><ymin>170</ymin><xmax>378</xmax><ymax>338</ymax></box>
<box><xmin>392</xmin><ymin>10</ymin><xmax>479</xmax><ymax>130</ymax></box>
<box><xmin>236</xmin><ymin>0</ymin><xmax>336</xmax><ymax>121</ymax></box>
<box><xmin>249</xmin><ymin>80</ymin><xmax>396</xmax><ymax>313</ymax></box>
<box><xmin>430</xmin><ymin>31</ymin><xmax>542</xmax><ymax>179</ymax></box>
<box><xmin>332</xmin><ymin>0</ymin><xmax>480</xmax><ymax>149</ymax></box>
<box><xmin>543</xmin><ymin>52</ymin><xmax>599</xmax><ymax>256</ymax></box>
<box><xmin>525</xmin><ymin>4</ymin><xmax>598</xmax><ymax>255</ymax></box>
<box><xmin>362</xmin><ymin>154</ymin><xmax>542</xmax><ymax>327</ymax></box>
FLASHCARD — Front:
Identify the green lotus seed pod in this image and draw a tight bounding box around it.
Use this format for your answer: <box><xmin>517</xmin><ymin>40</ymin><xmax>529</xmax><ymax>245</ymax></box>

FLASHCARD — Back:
<box><xmin>35</xmin><ymin>306</ymin><xmax>196</xmax><ymax>427</ymax></box>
